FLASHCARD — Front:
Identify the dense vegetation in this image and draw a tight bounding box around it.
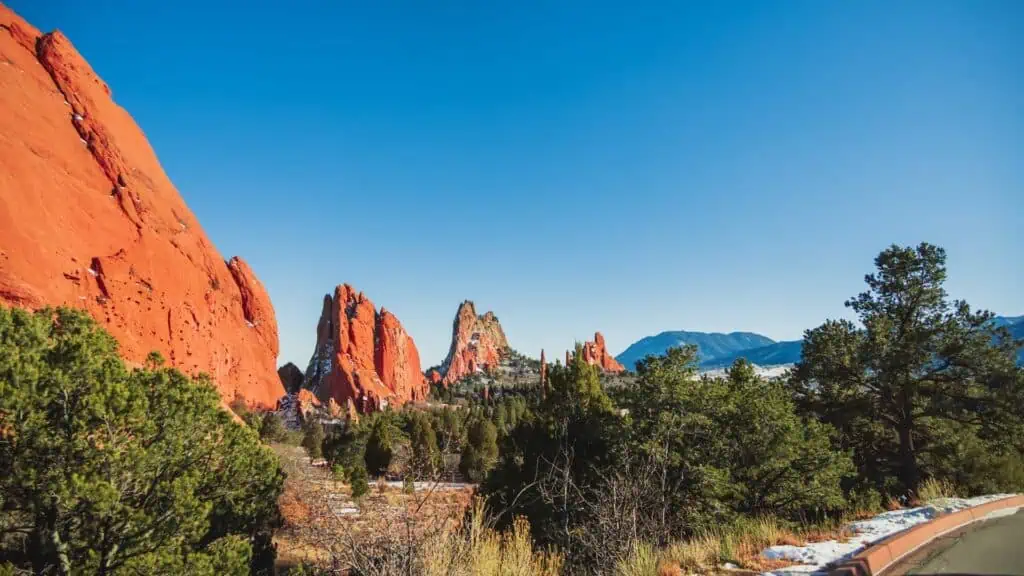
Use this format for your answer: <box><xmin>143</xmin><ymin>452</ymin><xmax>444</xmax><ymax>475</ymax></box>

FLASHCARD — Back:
<box><xmin>311</xmin><ymin>242</ymin><xmax>1022</xmax><ymax>574</ymax></box>
<box><xmin>0</xmin><ymin>307</ymin><xmax>284</xmax><ymax>575</ymax></box>
<box><xmin>485</xmin><ymin>242</ymin><xmax>1020</xmax><ymax>573</ymax></box>
<box><xmin>2</xmin><ymin>242</ymin><xmax>1021</xmax><ymax>575</ymax></box>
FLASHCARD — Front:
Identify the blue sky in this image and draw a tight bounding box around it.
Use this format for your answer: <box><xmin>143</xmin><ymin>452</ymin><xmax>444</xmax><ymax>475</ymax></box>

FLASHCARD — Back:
<box><xmin>13</xmin><ymin>1</ymin><xmax>1022</xmax><ymax>367</ymax></box>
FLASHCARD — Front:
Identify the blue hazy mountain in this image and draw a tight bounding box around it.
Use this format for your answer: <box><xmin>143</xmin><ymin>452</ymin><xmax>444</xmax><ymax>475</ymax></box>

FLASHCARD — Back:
<box><xmin>617</xmin><ymin>314</ymin><xmax>1023</xmax><ymax>372</ymax></box>
<box><xmin>701</xmin><ymin>340</ymin><xmax>804</xmax><ymax>369</ymax></box>
<box><xmin>615</xmin><ymin>331</ymin><xmax>776</xmax><ymax>372</ymax></box>
<box><xmin>997</xmin><ymin>316</ymin><xmax>1024</xmax><ymax>363</ymax></box>
<box><xmin>993</xmin><ymin>315</ymin><xmax>1024</xmax><ymax>329</ymax></box>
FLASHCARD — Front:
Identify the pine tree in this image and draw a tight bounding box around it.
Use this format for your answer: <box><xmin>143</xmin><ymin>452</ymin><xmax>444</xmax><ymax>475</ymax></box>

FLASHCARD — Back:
<box><xmin>0</xmin><ymin>306</ymin><xmax>284</xmax><ymax>575</ymax></box>
<box><xmin>408</xmin><ymin>412</ymin><xmax>440</xmax><ymax>478</ymax></box>
<box><xmin>301</xmin><ymin>418</ymin><xmax>325</xmax><ymax>460</ymax></box>
<box><xmin>349</xmin><ymin>464</ymin><xmax>370</xmax><ymax>500</ymax></box>
<box><xmin>364</xmin><ymin>414</ymin><xmax>398</xmax><ymax>476</ymax></box>
<box><xmin>259</xmin><ymin>411</ymin><xmax>287</xmax><ymax>443</ymax></box>
<box><xmin>459</xmin><ymin>417</ymin><xmax>498</xmax><ymax>482</ymax></box>
<box><xmin>790</xmin><ymin>243</ymin><xmax>1023</xmax><ymax>495</ymax></box>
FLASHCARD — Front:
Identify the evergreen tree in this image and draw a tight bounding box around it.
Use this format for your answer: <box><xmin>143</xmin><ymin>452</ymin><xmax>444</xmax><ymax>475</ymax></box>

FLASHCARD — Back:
<box><xmin>459</xmin><ymin>417</ymin><xmax>498</xmax><ymax>483</ymax></box>
<box><xmin>259</xmin><ymin>411</ymin><xmax>288</xmax><ymax>443</ymax></box>
<box><xmin>790</xmin><ymin>243</ymin><xmax>1023</xmax><ymax>495</ymax></box>
<box><xmin>482</xmin><ymin>349</ymin><xmax>623</xmax><ymax>550</ymax></box>
<box><xmin>619</xmin><ymin>349</ymin><xmax>852</xmax><ymax>534</ymax></box>
<box><xmin>0</xmin><ymin>307</ymin><xmax>283</xmax><ymax>575</ymax></box>
<box><xmin>301</xmin><ymin>418</ymin><xmax>325</xmax><ymax>461</ymax></box>
<box><xmin>364</xmin><ymin>414</ymin><xmax>398</xmax><ymax>476</ymax></box>
<box><xmin>349</xmin><ymin>464</ymin><xmax>370</xmax><ymax>500</ymax></box>
<box><xmin>408</xmin><ymin>412</ymin><xmax>440</xmax><ymax>478</ymax></box>
<box><xmin>322</xmin><ymin>420</ymin><xmax>364</xmax><ymax>471</ymax></box>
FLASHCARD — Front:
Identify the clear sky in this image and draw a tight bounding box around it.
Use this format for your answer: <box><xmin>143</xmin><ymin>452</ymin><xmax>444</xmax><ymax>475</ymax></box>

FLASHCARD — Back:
<box><xmin>12</xmin><ymin>1</ymin><xmax>1022</xmax><ymax>368</ymax></box>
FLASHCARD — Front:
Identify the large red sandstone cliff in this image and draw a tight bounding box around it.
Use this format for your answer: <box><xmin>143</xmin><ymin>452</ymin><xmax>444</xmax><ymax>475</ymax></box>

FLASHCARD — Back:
<box><xmin>0</xmin><ymin>5</ymin><xmax>282</xmax><ymax>406</ymax></box>
<box><xmin>302</xmin><ymin>284</ymin><xmax>426</xmax><ymax>411</ymax></box>
<box><xmin>439</xmin><ymin>301</ymin><xmax>509</xmax><ymax>385</ymax></box>
<box><xmin>574</xmin><ymin>332</ymin><xmax>626</xmax><ymax>374</ymax></box>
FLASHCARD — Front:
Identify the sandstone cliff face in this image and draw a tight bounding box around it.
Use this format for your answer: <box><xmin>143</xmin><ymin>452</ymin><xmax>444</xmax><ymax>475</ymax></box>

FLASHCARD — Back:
<box><xmin>0</xmin><ymin>5</ymin><xmax>282</xmax><ymax>406</ymax></box>
<box><xmin>576</xmin><ymin>332</ymin><xmax>626</xmax><ymax>374</ymax></box>
<box><xmin>439</xmin><ymin>301</ymin><xmax>510</xmax><ymax>385</ymax></box>
<box><xmin>303</xmin><ymin>284</ymin><xmax>426</xmax><ymax>411</ymax></box>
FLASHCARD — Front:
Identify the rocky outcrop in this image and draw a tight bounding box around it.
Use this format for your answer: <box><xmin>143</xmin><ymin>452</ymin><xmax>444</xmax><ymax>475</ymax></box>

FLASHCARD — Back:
<box><xmin>540</xmin><ymin>349</ymin><xmax>547</xmax><ymax>389</ymax></box>
<box><xmin>303</xmin><ymin>284</ymin><xmax>427</xmax><ymax>411</ymax></box>
<box><xmin>439</xmin><ymin>301</ymin><xmax>510</xmax><ymax>385</ymax></box>
<box><xmin>278</xmin><ymin>363</ymin><xmax>305</xmax><ymax>394</ymax></box>
<box><xmin>0</xmin><ymin>5</ymin><xmax>282</xmax><ymax>406</ymax></box>
<box><xmin>575</xmin><ymin>332</ymin><xmax>626</xmax><ymax>374</ymax></box>
<box><xmin>427</xmin><ymin>368</ymin><xmax>442</xmax><ymax>386</ymax></box>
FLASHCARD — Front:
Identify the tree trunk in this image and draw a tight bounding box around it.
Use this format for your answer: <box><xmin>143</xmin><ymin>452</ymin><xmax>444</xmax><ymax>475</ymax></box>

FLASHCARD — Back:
<box><xmin>898</xmin><ymin>422</ymin><xmax>919</xmax><ymax>494</ymax></box>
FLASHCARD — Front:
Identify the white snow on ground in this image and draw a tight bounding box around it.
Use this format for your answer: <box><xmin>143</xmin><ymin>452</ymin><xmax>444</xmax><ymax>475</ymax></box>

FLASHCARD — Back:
<box><xmin>701</xmin><ymin>364</ymin><xmax>793</xmax><ymax>380</ymax></box>
<box><xmin>760</xmin><ymin>494</ymin><xmax>1015</xmax><ymax>576</ymax></box>
<box><xmin>383</xmin><ymin>480</ymin><xmax>474</xmax><ymax>492</ymax></box>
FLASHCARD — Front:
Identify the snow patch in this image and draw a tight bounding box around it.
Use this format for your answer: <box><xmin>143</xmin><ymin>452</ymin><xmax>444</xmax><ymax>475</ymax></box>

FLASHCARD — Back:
<box><xmin>760</xmin><ymin>494</ymin><xmax>1015</xmax><ymax>576</ymax></box>
<box><xmin>701</xmin><ymin>364</ymin><xmax>793</xmax><ymax>380</ymax></box>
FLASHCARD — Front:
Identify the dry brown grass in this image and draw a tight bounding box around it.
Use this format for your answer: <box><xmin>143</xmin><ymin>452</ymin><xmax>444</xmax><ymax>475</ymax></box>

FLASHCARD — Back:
<box><xmin>271</xmin><ymin>442</ymin><xmax>491</xmax><ymax>574</ymax></box>
<box><xmin>420</xmin><ymin>500</ymin><xmax>563</xmax><ymax>576</ymax></box>
<box><xmin>917</xmin><ymin>477</ymin><xmax>958</xmax><ymax>503</ymax></box>
<box><xmin>847</xmin><ymin>507</ymin><xmax>884</xmax><ymax>521</ymax></box>
<box><xmin>625</xmin><ymin>513</ymin><xmax>870</xmax><ymax>574</ymax></box>
<box><xmin>657</xmin><ymin>561</ymin><xmax>683</xmax><ymax>576</ymax></box>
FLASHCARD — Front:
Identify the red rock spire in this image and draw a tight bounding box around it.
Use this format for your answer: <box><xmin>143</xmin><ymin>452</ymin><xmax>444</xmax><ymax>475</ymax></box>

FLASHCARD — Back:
<box><xmin>439</xmin><ymin>301</ymin><xmax>509</xmax><ymax>385</ymax></box>
<box><xmin>302</xmin><ymin>284</ymin><xmax>427</xmax><ymax>412</ymax></box>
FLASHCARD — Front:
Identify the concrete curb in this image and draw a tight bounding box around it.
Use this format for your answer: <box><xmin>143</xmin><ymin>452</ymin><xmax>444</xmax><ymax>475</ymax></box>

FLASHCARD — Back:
<box><xmin>827</xmin><ymin>494</ymin><xmax>1024</xmax><ymax>576</ymax></box>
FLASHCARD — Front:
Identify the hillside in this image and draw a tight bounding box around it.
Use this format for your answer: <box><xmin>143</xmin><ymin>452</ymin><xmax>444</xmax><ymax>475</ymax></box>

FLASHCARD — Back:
<box><xmin>701</xmin><ymin>339</ymin><xmax>803</xmax><ymax>369</ymax></box>
<box><xmin>615</xmin><ymin>331</ymin><xmax>775</xmax><ymax>371</ymax></box>
<box><xmin>620</xmin><ymin>314</ymin><xmax>1023</xmax><ymax>371</ymax></box>
<box><xmin>614</xmin><ymin>330</ymin><xmax>774</xmax><ymax>368</ymax></box>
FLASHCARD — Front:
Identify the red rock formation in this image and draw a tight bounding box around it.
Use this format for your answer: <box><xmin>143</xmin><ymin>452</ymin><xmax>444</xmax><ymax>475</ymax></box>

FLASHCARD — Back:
<box><xmin>427</xmin><ymin>369</ymin><xmax>442</xmax><ymax>385</ymax></box>
<box><xmin>0</xmin><ymin>6</ymin><xmax>282</xmax><ymax>406</ymax></box>
<box><xmin>540</xmin><ymin>349</ymin><xmax>547</xmax><ymax>393</ymax></box>
<box><xmin>303</xmin><ymin>284</ymin><xmax>426</xmax><ymax>411</ymax></box>
<box><xmin>296</xmin><ymin>389</ymin><xmax>322</xmax><ymax>421</ymax></box>
<box><xmin>439</xmin><ymin>301</ymin><xmax>510</xmax><ymax>385</ymax></box>
<box><xmin>574</xmin><ymin>332</ymin><xmax>626</xmax><ymax>374</ymax></box>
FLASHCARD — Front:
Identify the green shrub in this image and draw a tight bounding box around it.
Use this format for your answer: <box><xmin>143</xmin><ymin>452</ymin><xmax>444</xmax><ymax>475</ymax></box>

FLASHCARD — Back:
<box><xmin>301</xmin><ymin>419</ymin><xmax>325</xmax><ymax>460</ymax></box>
<box><xmin>365</xmin><ymin>414</ymin><xmax>398</xmax><ymax>475</ymax></box>
<box><xmin>0</xmin><ymin>306</ymin><xmax>284</xmax><ymax>574</ymax></box>
<box><xmin>259</xmin><ymin>411</ymin><xmax>288</xmax><ymax>443</ymax></box>
<box><xmin>350</xmin><ymin>465</ymin><xmax>370</xmax><ymax>500</ymax></box>
<box><xmin>332</xmin><ymin>464</ymin><xmax>347</xmax><ymax>482</ymax></box>
<box><xmin>460</xmin><ymin>417</ymin><xmax>498</xmax><ymax>483</ymax></box>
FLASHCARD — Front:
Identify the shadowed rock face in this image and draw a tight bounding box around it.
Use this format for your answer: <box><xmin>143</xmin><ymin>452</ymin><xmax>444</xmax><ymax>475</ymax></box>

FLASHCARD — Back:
<box><xmin>439</xmin><ymin>301</ymin><xmax>509</xmax><ymax>385</ymax></box>
<box><xmin>0</xmin><ymin>5</ymin><xmax>282</xmax><ymax>406</ymax></box>
<box><xmin>277</xmin><ymin>363</ymin><xmax>304</xmax><ymax>394</ymax></box>
<box><xmin>302</xmin><ymin>284</ymin><xmax>426</xmax><ymax>412</ymax></box>
<box><xmin>576</xmin><ymin>332</ymin><xmax>626</xmax><ymax>374</ymax></box>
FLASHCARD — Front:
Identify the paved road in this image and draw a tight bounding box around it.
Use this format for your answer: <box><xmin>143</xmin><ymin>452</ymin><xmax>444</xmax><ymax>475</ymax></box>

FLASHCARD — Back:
<box><xmin>890</xmin><ymin>508</ymin><xmax>1024</xmax><ymax>575</ymax></box>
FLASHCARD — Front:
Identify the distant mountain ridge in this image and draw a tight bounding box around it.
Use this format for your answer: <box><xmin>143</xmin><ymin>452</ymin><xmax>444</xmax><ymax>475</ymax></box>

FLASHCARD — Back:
<box><xmin>617</xmin><ymin>315</ymin><xmax>1024</xmax><ymax>371</ymax></box>
<box><xmin>615</xmin><ymin>331</ymin><xmax>786</xmax><ymax>372</ymax></box>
